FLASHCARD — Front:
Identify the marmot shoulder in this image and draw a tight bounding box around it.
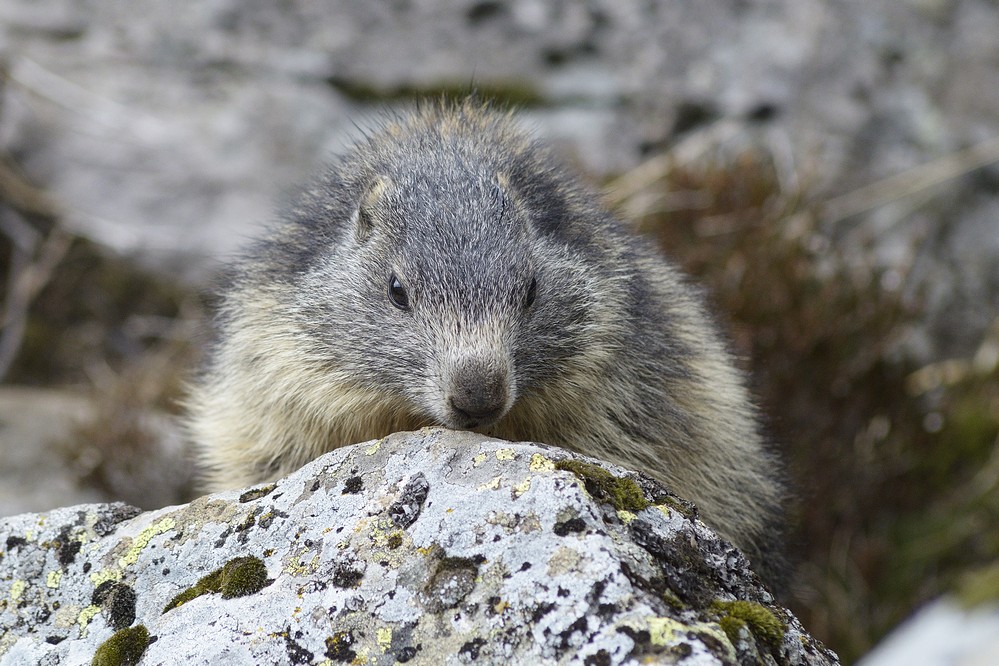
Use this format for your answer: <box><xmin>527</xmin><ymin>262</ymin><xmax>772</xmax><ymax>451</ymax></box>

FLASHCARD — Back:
<box><xmin>187</xmin><ymin>99</ymin><xmax>786</xmax><ymax>579</ymax></box>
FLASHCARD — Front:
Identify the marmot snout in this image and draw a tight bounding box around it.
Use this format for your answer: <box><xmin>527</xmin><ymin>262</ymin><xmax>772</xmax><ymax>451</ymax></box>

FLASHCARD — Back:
<box><xmin>446</xmin><ymin>357</ymin><xmax>513</xmax><ymax>428</ymax></box>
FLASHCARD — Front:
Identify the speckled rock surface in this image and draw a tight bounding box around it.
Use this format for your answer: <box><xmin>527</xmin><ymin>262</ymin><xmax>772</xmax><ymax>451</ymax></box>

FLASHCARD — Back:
<box><xmin>0</xmin><ymin>429</ymin><xmax>838</xmax><ymax>665</ymax></box>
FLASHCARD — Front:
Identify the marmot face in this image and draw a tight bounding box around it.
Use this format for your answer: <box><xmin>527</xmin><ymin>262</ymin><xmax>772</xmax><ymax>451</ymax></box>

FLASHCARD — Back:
<box><xmin>295</xmin><ymin>145</ymin><xmax>610</xmax><ymax>433</ymax></box>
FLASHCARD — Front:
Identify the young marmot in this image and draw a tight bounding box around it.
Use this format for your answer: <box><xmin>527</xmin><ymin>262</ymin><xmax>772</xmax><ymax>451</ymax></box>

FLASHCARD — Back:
<box><xmin>188</xmin><ymin>99</ymin><xmax>785</xmax><ymax>574</ymax></box>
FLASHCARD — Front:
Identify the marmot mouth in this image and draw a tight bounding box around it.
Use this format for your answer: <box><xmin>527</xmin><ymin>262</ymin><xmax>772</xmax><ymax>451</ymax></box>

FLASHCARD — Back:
<box><xmin>446</xmin><ymin>398</ymin><xmax>506</xmax><ymax>430</ymax></box>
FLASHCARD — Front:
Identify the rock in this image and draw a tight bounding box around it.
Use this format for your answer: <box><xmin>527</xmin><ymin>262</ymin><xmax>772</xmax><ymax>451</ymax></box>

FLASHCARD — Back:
<box><xmin>0</xmin><ymin>429</ymin><xmax>838</xmax><ymax>665</ymax></box>
<box><xmin>2</xmin><ymin>1</ymin><xmax>998</xmax><ymax>361</ymax></box>
<box><xmin>0</xmin><ymin>387</ymin><xmax>194</xmax><ymax>518</ymax></box>
<box><xmin>858</xmin><ymin>599</ymin><xmax>999</xmax><ymax>666</ymax></box>
<box><xmin>0</xmin><ymin>388</ymin><xmax>106</xmax><ymax>516</ymax></box>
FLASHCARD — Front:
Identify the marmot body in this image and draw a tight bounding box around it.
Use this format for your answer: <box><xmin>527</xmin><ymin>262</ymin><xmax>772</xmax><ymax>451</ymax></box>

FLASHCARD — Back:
<box><xmin>188</xmin><ymin>100</ymin><xmax>784</xmax><ymax>573</ymax></box>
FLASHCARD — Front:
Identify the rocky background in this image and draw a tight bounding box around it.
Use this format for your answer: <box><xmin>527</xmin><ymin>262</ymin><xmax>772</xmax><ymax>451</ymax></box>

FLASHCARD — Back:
<box><xmin>1</xmin><ymin>1</ymin><xmax>997</xmax><ymax>662</ymax></box>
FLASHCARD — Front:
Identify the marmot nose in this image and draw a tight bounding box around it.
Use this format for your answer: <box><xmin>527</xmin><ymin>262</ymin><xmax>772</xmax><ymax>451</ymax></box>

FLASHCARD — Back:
<box><xmin>447</xmin><ymin>361</ymin><xmax>511</xmax><ymax>427</ymax></box>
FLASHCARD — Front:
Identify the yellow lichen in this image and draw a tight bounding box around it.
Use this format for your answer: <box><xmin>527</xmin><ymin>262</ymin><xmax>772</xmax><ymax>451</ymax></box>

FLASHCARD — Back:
<box><xmin>529</xmin><ymin>453</ymin><xmax>555</xmax><ymax>472</ymax></box>
<box><xmin>512</xmin><ymin>477</ymin><xmax>532</xmax><ymax>498</ymax></box>
<box><xmin>376</xmin><ymin>627</ymin><xmax>392</xmax><ymax>651</ymax></box>
<box><xmin>616</xmin><ymin>510</ymin><xmax>637</xmax><ymax>524</ymax></box>
<box><xmin>472</xmin><ymin>453</ymin><xmax>488</xmax><ymax>466</ymax></box>
<box><xmin>46</xmin><ymin>570</ymin><xmax>62</xmax><ymax>588</ymax></box>
<box><xmin>283</xmin><ymin>547</ymin><xmax>320</xmax><ymax>577</ymax></box>
<box><xmin>646</xmin><ymin>616</ymin><xmax>736</xmax><ymax>660</ymax></box>
<box><xmin>478</xmin><ymin>476</ymin><xmax>502</xmax><ymax>491</ymax></box>
<box><xmin>118</xmin><ymin>517</ymin><xmax>175</xmax><ymax>569</ymax></box>
<box><xmin>495</xmin><ymin>448</ymin><xmax>516</xmax><ymax>461</ymax></box>
<box><xmin>77</xmin><ymin>605</ymin><xmax>100</xmax><ymax>632</ymax></box>
<box><xmin>89</xmin><ymin>568</ymin><xmax>122</xmax><ymax>588</ymax></box>
<box><xmin>647</xmin><ymin>616</ymin><xmax>687</xmax><ymax>646</ymax></box>
<box><xmin>9</xmin><ymin>580</ymin><xmax>26</xmax><ymax>602</ymax></box>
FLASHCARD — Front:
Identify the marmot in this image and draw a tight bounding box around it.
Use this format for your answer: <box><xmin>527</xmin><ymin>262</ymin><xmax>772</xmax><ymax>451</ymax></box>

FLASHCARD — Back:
<box><xmin>188</xmin><ymin>99</ymin><xmax>785</xmax><ymax>576</ymax></box>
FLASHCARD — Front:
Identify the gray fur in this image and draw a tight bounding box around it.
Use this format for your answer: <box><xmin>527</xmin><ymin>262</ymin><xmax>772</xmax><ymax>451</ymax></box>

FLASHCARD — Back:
<box><xmin>187</xmin><ymin>100</ymin><xmax>785</xmax><ymax>578</ymax></box>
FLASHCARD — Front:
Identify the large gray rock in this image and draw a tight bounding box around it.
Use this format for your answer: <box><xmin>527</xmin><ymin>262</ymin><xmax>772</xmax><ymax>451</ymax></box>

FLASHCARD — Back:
<box><xmin>0</xmin><ymin>429</ymin><xmax>838</xmax><ymax>665</ymax></box>
<box><xmin>858</xmin><ymin>599</ymin><xmax>999</xmax><ymax>666</ymax></box>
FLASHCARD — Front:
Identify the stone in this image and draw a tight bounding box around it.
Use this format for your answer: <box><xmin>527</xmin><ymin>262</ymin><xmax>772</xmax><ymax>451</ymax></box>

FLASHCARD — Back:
<box><xmin>858</xmin><ymin>599</ymin><xmax>999</xmax><ymax>666</ymax></box>
<box><xmin>0</xmin><ymin>388</ymin><xmax>193</xmax><ymax>518</ymax></box>
<box><xmin>0</xmin><ymin>388</ymin><xmax>105</xmax><ymax>516</ymax></box>
<box><xmin>0</xmin><ymin>429</ymin><xmax>838</xmax><ymax>665</ymax></box>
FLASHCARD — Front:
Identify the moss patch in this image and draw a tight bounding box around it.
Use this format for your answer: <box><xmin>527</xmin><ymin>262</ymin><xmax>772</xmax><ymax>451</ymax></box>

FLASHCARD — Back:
<box><xmin>711</xmin><ymin>600</ymin><xmax>785</xmax><ymax>649</ymax></box>
<box><xmin>163</xmin><ymin>556</ymin><xmax>269</xmax><ymax>613</ymax></box>
<box><xmin>239</xmin><ymin>484</ymin><xmax>276</xmax><ymax>503</ymax></box>
<box><xmin>92</xmin><ymin>624</ymin><xmax>150</xmax><ymax>666</ymax></box>
<box><xmin>718</xmin><ymin>615</ymin><xmax>748</xmax><ymax>645</ymax></box>
<box><xmin>554</xmin><ymin>460</ymin><xmax>650</xmax><ymax>512</ymax></box>
<box><xmin>955</xmin><ymin>562</ymin><xmax>999</xmax><ymax>609</ymax></box>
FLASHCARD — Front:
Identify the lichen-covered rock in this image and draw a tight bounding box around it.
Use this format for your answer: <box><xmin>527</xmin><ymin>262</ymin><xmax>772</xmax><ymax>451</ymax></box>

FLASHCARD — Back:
<box><xmin>0</xmin><ymin>429</ymin><xmax>838</xmax><ymax>665</ymax></box>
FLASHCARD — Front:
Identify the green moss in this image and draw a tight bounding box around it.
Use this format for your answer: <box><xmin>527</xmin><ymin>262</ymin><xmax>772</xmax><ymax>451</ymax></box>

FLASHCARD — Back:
<box><xmin>658</xmin><ymin>495</ymin><xmax>696</xmax><ymax>519</ymax></box>
<box><xmin>92</xmin><ymin>624</ymin><xmax>150</xmax><ymax>666</ymax></box>
<box><xmin>554</xmin><ymin>460</ymin><xmax>650</xmax><ymax>512</ymax></box>
<box><xmin>239</xmin><ymin>484</ymin><xmax>276</xmax><ymax>503</ymax></box>
<box><xmin>163</xmin><ymin>567</ymin><xmax>221</xmax><ymax>613</ymax></box>
<box><xmin>219</xmin><ymin>556</ymin><xmax>268</xmax><ymax>598</ymax></box>
<box><xmin>711</xmin><ymin>600</ymin><xmax>785</xmax><ymax>649</ymax></box>
<box><xmin>163</xmin><ymin>556</ymin><xmax>268</xmax><ymax>613</ymax></box>
<box><xmin>955</xmin><ymin>562</ymin><xmax>999</xmax><ymax>609</ymax></box>
<box><xmin>718</xmin><ymin>615</ymin><xmax>748</xmax><ymax>645</ymax></box>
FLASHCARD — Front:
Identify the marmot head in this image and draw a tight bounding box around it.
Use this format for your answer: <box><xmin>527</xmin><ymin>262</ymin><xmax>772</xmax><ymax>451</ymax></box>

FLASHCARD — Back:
<box><xmin>291</xmin><ymin>103</ymin><xmax>622</xmax><ymax>431</ymax></box>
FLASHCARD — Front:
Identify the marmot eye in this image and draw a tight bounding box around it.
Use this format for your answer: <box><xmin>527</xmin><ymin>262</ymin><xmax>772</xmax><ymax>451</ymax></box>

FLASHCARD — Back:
<box><xmin>388</xmin><ymin>274</ymin><xmax>410</xmax><ymax>310</ymax></box>
<box><xmin>524</xmin><ymin>277</ymin><xmax>537</xmax><ymax>309</ymax></box>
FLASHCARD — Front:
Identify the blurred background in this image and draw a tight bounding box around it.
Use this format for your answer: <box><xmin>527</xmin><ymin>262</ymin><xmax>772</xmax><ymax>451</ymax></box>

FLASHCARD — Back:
<box><xmin>1</xmin><ymin>1</ymin><xmax>997</xmax><ymax>662</ymax></box>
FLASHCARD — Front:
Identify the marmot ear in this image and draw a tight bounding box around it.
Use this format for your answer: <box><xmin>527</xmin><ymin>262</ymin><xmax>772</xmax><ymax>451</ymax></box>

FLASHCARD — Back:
<box><xmin>493</xmin><ymin>172</ymin><xmax>535</xmax><ymax>237</ymax></box>
<box><xmin>351</xmin><ymin>175</ymin><xmax>391</xmax><ymax>243</ymax></box>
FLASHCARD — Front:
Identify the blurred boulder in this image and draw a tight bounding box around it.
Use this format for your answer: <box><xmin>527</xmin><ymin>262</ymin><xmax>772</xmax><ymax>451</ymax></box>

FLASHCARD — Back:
<box><xmin>0</xmin><ymin>2</ymin><xmax>997</xmax><ymax>362</ymax></box>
